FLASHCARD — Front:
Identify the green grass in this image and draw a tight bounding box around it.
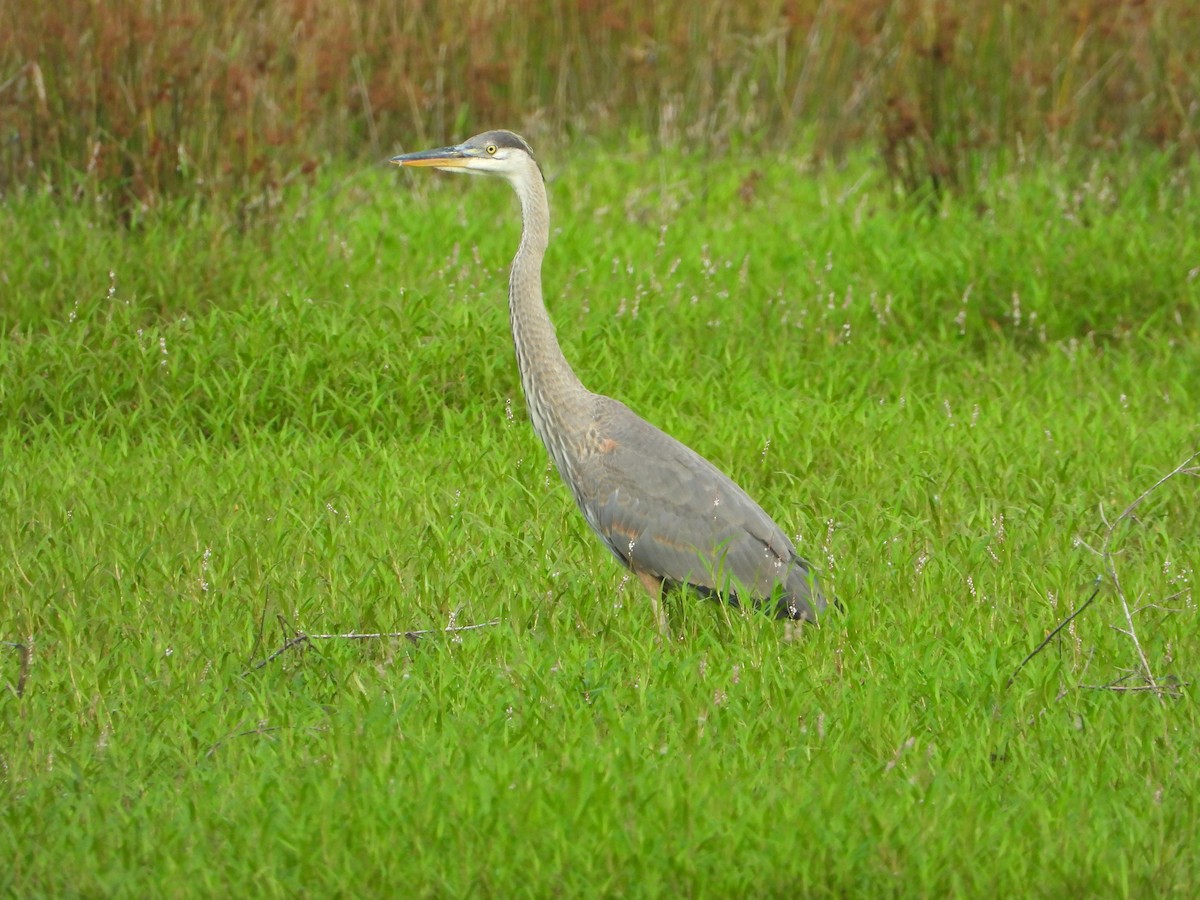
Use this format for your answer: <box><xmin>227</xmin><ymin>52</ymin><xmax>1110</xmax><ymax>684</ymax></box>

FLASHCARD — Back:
<box><xmin>2</xmin><ymin>148</ymin><xmax>1199</xmax><ymax>896</ymax></box>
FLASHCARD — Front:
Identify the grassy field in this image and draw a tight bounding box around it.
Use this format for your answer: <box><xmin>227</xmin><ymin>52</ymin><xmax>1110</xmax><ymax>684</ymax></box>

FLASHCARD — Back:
<box><xmin>2</xmin><ymin>146</ymin><xmax>1199</xmax><ymax>895</ymax></box>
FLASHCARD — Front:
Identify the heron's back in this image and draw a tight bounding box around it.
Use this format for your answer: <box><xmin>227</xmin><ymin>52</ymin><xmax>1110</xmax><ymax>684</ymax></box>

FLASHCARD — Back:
<box><xmin>560</xmin><ymin>395</ymin><xmax>825</xmax><ymax>620</ymax></box>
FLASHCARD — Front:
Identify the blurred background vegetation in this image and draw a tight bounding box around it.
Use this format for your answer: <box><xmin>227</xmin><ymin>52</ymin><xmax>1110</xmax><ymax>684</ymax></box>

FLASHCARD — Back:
<box><xmin>2</xmin><ymin>0</ymin><xmax>1198</xmax><ymax>215</ymax></box>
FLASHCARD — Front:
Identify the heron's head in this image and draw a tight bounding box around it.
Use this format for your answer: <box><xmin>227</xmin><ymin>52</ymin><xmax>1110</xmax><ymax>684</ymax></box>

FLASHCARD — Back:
<box><xmin>390</xmin><ymin>130</ymin><xmax>538</xmax><ymax>185</ymax></box>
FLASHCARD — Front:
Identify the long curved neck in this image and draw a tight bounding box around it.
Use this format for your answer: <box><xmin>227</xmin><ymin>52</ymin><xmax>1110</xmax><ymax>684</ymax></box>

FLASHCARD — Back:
<box><xmin>508</xmin><ymin>164</ymin><xmax>592</xmax><ymax>468</ymax></box>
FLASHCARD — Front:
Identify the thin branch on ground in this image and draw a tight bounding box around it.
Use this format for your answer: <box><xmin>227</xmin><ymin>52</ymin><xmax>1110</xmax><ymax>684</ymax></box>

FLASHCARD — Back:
<box><xmin>247</xmin><ymin>589</ymin><xmax>272</xmax><ymax>669</ymax></box>
<box><xmin>3</xmin><ymin>640</ymin><xmax>30</xmax><ymax>698</ymax></box>
<box><xmin>204</xmin><ymin>720</ymin><xmax>334</xmax><ymax>758</ymax></box>
<box><xmin>1082</xmin><ymin>678</ymin><xmax>1186</xmax><ymax>696</ymax></box>
<box><xmin>248</xmin><ymin>619</ymin><xmax>502</xmax><ymax>672</ymax></box>
<box><xmin>1098</xmin><ymin>450</ymin><xmax>1198</xmax><ymax>701</ymax></box>
<box><xmin>204</xmin><ymin>720</ymin><xmax>283</xmax><ymax>758</ymax></box>
<box><xmin>1010</xmin><ymin>449</ymin><xmax>1197</xmax><ymax>696</ymax></box>
<box><xmin>1008</xmin><ymin>580</ymin><xmax>1101</xmax><ymax>687</ymax></box>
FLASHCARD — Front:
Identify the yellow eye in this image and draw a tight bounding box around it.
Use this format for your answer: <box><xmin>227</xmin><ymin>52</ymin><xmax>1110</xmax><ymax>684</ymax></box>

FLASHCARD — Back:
<box><xmin>486</xmin><ymin>144</ymin><xmax>497</xmax><ymax>155</ymax></box>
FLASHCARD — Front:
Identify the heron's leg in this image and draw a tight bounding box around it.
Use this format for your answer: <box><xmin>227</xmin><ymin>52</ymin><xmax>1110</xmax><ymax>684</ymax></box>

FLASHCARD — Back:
<box><xmin>636</xmin><ymin>570</ymin><xmax>670</xmax><ymax>638</ymax></box>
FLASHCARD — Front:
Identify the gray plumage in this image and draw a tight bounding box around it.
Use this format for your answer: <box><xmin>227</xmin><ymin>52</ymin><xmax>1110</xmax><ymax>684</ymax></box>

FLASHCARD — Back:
<box><xmin>392</xmin><ymin>130</ymin><xmax>826</xmax><ymax>629</ymax></box>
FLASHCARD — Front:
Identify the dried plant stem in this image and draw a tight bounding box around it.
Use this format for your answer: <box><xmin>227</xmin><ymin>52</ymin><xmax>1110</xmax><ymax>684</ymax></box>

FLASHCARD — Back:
<box><xmin>1008</xmin><ymin>580</ymin><xmax>1100</xmax><ymax>687</ymax></box>
<box><xmin>1011</xmin><ymin>450</ymin><xmax>1197</xmax><ymax>695</ymax></box>
<box><xmin>249</xmin><ymin>620</ymin><xmax>501</xmax><ymax>672</ymax></box>
<box><xmin>1098</xmin><ymin>451</ymin><xmax>1198</xmax><ymax>701</ymax></box>
<box><xmin>3</xmin><ymin>640</ymin><xmax>30</xmax><ymax>698</ymax></box>
<box><xmin>1082</xmin><ymin>681</ymin><xmax>1183</xmax><ymax>695</ymax></box>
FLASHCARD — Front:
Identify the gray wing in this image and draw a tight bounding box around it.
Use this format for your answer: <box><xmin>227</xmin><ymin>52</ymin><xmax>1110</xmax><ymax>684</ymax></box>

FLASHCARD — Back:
<box><xmin>570</xmin><ymin>396</ymin><xmax>824</xmax><ymax>620</ymax></box>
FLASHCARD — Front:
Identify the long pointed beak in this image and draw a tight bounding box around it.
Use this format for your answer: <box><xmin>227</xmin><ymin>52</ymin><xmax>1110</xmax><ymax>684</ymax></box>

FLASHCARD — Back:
<box><xmin>390</xmin><ymin>145</ymin><xmax>471</xmax><ymax>168</ymax></box>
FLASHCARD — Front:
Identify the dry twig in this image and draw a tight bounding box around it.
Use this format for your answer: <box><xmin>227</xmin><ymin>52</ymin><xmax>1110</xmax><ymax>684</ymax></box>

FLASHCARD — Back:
<box><xmin>3</xmin><ymin>640</ymin><xmax>30</xmax><ymax>698</ymax></box>
<box><xmin>1008</xmin><ymin>580</ymin><xmax>1101</xmax><ymax>687</ymax></box>
<box><xmin>1096</xmin><ymin>451</ymin><xmax>1198</xmax><ymax>700</ymax></box>
<box><xmin>248</xmin><ymin>619</ymin><xmax>501</xmax><ymax>672</ymax></box>
<box><xmin>1011</xmin><ymin>450</ymin><xmax>1198</xmax><ymax>697</ymax></box>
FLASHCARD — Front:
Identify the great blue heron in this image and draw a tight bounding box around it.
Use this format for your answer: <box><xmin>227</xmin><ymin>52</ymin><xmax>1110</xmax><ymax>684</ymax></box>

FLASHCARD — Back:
<box><xmin>392</xmin><ymin>130</ymin><xmax>827</xmax><ymax>632</ymax></box>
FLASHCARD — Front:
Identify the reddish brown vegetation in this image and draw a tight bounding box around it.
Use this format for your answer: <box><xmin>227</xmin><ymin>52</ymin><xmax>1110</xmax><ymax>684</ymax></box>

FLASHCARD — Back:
<box><xmin>1</xmin><ymin>0</ymin><xmax>1196</xmax><ymax>207</ymax></box>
